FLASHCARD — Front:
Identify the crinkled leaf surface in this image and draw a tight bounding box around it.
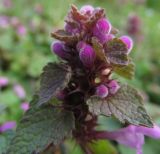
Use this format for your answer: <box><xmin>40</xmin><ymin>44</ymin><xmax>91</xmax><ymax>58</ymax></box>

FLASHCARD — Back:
<box><xmin>105</xmin><ymin>38</ymin><xmax>129</xmax><ymax>66</ymax></box>
<box><xmin>113</xmin><ymin>62</ymin><xmax>135</xmax><ymax>79</ymax></box>
<box><xmin>51</xmin><ymin>29</ymin><xmax>78</xmax><ymax>43</ymax></box>
<box><xmin>7</xmin><ymin>97</ymin><xmax>75</xmax><ymax>154</ymax></box>
<box><xmin>87</xmin><ymin>84</ymin><xmax>153</xmax><ymax>127</ymax></box>
<box><xmin>0</xmin><ymin>130</ymin><xmax>15</xmax><ymax>154</ymax></box>
<box><xmin>39</xmin><ymin>62</ymin><xmax>71</xmax><ymax>106</ymax></box>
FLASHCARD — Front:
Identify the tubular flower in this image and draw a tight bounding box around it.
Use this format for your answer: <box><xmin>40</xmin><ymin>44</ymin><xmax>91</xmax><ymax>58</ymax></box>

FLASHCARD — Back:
<box><xmin>95</xmin><ymin>125</ymin><xmax>160</xmax><ymax>154</ymax></box>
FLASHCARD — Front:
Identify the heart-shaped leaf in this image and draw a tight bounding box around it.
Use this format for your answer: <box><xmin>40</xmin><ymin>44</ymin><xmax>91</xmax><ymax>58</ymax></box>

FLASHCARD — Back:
<box><xmin>87</xmin><ymin>84</ymin><xmax>153</xmax><ymax>127</ymax></box>
<box><xmin>105</xmin><ymin>38</ymin><xmax>129</xmax><ymax>66</ymax></box>
<box><xmin>7</xmin><ymin>97</ymin><xmax>75</xmax><ymax>154</ymax></box>
<box><xmin>38</xmin><ymin>63</ymin><xmax>71</xmax><ymax>106</ymax></box>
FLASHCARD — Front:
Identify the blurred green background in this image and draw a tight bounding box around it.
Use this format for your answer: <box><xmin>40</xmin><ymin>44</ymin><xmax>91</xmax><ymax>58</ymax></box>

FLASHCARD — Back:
<box><xmin>0</xmin><ymin>0</ymin><xmax>160</xmax><ymax>153</ymax></box>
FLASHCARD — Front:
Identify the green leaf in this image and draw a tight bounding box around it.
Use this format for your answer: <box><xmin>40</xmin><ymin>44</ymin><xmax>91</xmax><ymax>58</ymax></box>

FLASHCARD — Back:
<box><xmin>105</xmin><ymin>38</ymin><xmax>129</xmax><ymax>66</ymax></box>
<box><xmin>0</xmin><ymin>130</ymin><xmax>15</xmax><ymax>154</ymax></box>
<box><xmin>7</xmin><ymin>97</ymin><xmax>75</xmax><ymax>154</ymax></box>
<box><xmin>87</xmin><ymin>84</ymin><xmax>153</xmax><ymax>127</ymax></box>
<box><xmin>113</xmin><ymin>62</ymin><xmax>135</xmax><ymax>79</ymax></box>
<box><xmin>51</xmin><ymin>29</ymin><xmax>78</xmax><ymax>43</ymax></box>
<box><xmin>39</xmin><ymin>63</ymin><xmax>71</xmax><ymax>106</ymax></box>
<box><xmin>88</xmin><ymin>140</ymin><xmax>118</xmax><ymax>154</ymax></box>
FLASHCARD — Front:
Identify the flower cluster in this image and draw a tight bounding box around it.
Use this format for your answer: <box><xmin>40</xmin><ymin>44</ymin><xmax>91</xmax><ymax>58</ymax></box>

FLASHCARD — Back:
<box><xmin>51</xmin><ymin>5</ymin><xmax>133</xmax><ymax>100</ymax></box>
<box><xmin>49</xmin><ymin>5</ymin><xmax>160</xmax><ymax>154</ymax></box>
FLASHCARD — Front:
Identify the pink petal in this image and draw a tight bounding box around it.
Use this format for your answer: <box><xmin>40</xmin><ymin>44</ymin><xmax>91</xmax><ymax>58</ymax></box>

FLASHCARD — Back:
<box><xmin>120</xmin><ymin>35</ymin><xmax>133</xmax><ymax>53</ymax></box>
<box><xmin>136</xmin><ymin>125</ymin><xmax>160</xmax><ymax>139</ymax></box>
<box><xmin>21</xmin><ymin>102</ymin><xmax>29</xmax><ymax>111</ymax></box>
<box><xmin>0</xmin><ymin>121</ymin><xmax>16</xmax><ymax>132</ymax></box>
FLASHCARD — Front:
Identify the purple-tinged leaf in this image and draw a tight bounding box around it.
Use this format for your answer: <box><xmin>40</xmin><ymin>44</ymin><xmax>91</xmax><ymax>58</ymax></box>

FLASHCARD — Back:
<box><xmin>105</xmin><ymin>38</ymin><xmax>129</xmax><ymax>65</ymax></box>
<box><xmin>51</xmin><ymin>29</ymin><xmax>78</xmax><ymax>43</ymax></box>
<box><xmin>38</xmin><ymin>63</ymin><xmax>71</xmax><ymax>106</ymax></box>
<box><xmin>7</xmin><ymin>97</ymin><xmax>75</xmax><ymax>154</ymax></box>
<box><xmin>87</xmin><ymin>84</ymin><xmax>153</xmax><ymax>127</ymax></box>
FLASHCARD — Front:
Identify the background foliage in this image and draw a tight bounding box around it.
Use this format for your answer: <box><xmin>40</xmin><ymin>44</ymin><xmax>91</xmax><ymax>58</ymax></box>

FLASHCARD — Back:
<box><xmin>0</xmin><ymin>0</ymin><xmax>160</xmax><ymax>153</ymax></box>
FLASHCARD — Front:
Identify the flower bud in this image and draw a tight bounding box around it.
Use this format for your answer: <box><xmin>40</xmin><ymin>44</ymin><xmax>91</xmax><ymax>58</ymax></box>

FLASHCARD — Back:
<box><xmin>108</xmin><ymin>80</ymin><xmax>120</xmax><ymax>94</ymax></box>
<box><xmin>96</xmin><ymin>84</ymin><xmax>108</xmax><ymax>98</ymax></box>
<box><xmin>93</xmin><ymin>18</ymin><xmax>112</xmax><ymax>35</ymax></box>
<box><xmin>79</xmin><ymin>42</ymin><xmax>95</xmax><ymax>68</ymax></box>
<box><xmin>80</xmin><ymin>5</ymin><xmax>94</xmax><ymax>14</ymax></box>
<box><xmin>120</xmin><ymin>35</ymin><xmax>133</xmax><ymax>53</ymax></box>
<box><xmin>51</xmin><ymin>41</ymin><xmax>70</xmax><ymax>60</ymax></box>
<box><xmin>93</xmin><ymin>19</ymin><xmax>112</xmax><ymax>44</ymax></box>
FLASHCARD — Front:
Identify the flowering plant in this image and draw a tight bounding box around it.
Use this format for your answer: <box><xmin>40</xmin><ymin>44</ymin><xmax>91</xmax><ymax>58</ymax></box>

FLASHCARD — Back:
<box><xmin>6</xmin><ymin>5</ymin><xmax>160</xmax><ymax>154</ymax></box>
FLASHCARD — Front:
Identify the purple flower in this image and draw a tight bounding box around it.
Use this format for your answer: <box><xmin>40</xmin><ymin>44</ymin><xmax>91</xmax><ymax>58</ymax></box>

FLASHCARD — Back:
<box><xmin>0</xmin><ymin>77</ymin><xmax>9</xmax><ymax>87</ymax></box>
<box><xmin>0</xmin><ymin>16</ymin><xmax>9</xmax><ymax>28</ymax></box>
<box><xmin>107</xmin><ymin>80</ymin><xmax>120</xmax><ymax>94</ymax></box>
<box><xmin>120</xmin><ymin>35</ymin><xmax>133</xmax><ymax>54</ymax></box>
<box><xmin>16</xmin><ymin>25</ymin><xmax>27</xmax><ymax>37</ymax></box>
<box><xmin>93</xmin><ymin>18</ymin><xmax>112</xmax><ymax>44</ymax></box>
<box><xmin>0</xmin><ymin>121</ymin><xmax>16</xmax><ymax>133</ymax></box>
<box><xmin>78</xmin><ymin>42</ymin><xmax>96</xmax><ymax>68</ymax></box>
<box><xmin>95</xmin><ymin>125</ymin><xmax>160</xmax><ymax>154</ymax></box>
<box><xmin>80</xmin><ymin>5</ymin><xmax>94</xmax><ymax>15</ymax></box>
<box><xmin>96</xmin><ymin>84</ymin><xmax>109</xmax><ymax>98</ymax></box>
<box><xmin>94</xmin><ymin>18</ymin><xmax>112</xmax><ymax>34</ymax></box>
<box><xmin>13</xmin><ymin>84</ymin><xmax>26</xmax><ymax>99</ymax></box>
<box><xmin>2</xmin><ymin>0</ymin><xmax>12</xmax><ymax>8</ymax></box>
<box><xmin>51</xmin><ymin>41</ymin><xmax>70</xmax><ymax>60</ymax></box>
<box><xmin>21</xmin><ymin>102</ymin><xmax>29</xmax><ymax>111</ymax></box>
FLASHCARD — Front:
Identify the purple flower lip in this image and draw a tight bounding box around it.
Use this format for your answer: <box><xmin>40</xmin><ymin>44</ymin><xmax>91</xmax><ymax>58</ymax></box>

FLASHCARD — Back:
<box><xmin>79</xmin><ymin>42</ymin><xmax>96</xmax><ymax>68</ymax></box>
<box><xmin>95</xmin><ymin>124</ymin><xmax>160</xmax><ymax>154</ymax></box>
<box><xmin>120</xmin><ymin>35</ymin><xmax>133</xmax><ymax>54</ymax></box>
<box><xmin>51</xmin><ymin>41</ymin><xmax>71</xmax><ymax>60</ymax></box>
<box><xmin>96</xmin><ymin>84</ymin><xmax>109</xmax><ymax>98</ymax></box>
<box><xmin>0</xmin><ymin>121</ymin><xmax>16</xmax><ymax>133</ymax></box>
